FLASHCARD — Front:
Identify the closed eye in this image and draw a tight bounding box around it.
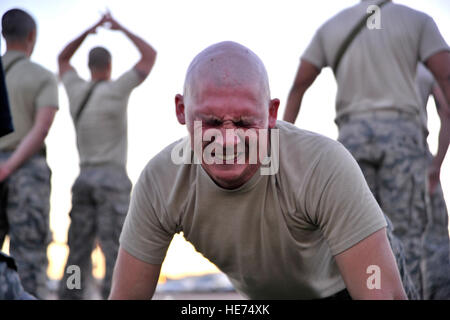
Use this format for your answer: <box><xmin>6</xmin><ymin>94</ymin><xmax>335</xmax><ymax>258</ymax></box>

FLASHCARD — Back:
<box><xmin>234</xmin><ymin>120</ymin><xmax>251</xmax><ymax>127</ymax></box>
<box><xmin>206</xmin><ymin>119</ymin><xmax>223</xmax><ymax>127</ymax></box>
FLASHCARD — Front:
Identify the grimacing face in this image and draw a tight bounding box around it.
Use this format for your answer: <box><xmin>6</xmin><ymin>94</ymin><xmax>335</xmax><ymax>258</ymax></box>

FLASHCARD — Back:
<box><xmin>176</xmin><ymin>80</ymin><xmax>279</xmax><ymax>189</ymax></box>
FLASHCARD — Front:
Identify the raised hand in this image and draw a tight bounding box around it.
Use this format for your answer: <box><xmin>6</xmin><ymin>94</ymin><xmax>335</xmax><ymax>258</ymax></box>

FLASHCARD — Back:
<box><xmin>103</xmin><ymin>12</ymin><xmax>123</xmax><ymax>31</ymax></box>
<box><xmin>58</xmin><ymin>13</ymin><xmax>110</xmax><ymax>77</ymax></box>
<box><xmin>87</xmin><ymin>14</ymin><xmax>109</xmax><ymax>34</ymax></box>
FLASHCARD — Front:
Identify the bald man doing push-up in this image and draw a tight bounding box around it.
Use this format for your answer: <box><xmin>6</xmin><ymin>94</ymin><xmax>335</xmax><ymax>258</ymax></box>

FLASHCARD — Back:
<box><xmin>109</xmin><ymin>41</ymin><xmax>407</xmax><ymax>300</ymax></box>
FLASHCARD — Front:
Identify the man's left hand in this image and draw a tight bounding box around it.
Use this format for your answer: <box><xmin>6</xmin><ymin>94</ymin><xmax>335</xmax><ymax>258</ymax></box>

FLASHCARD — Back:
<box><xmin>0</xmin><ymin>163</ymin><xmax>12</xmax><ymax>183</ymax></box>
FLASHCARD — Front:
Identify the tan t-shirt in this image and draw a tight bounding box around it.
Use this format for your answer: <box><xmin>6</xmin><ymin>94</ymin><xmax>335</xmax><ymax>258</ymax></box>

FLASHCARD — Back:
<box><xmin>120</xmin><ymin>121</ymin><xmax>387</xmax><ymax>299</ymax></box>
<box><xmin>0</xmin><ymin>50</ymin><xmax>58</xmax><ymax>151</ymax></box>
<box><xmin>62</xmin><ymin>68</ymin><xmax>141</xmax><ymax>168</ymax></box>
<box><xmin>302</xmin><ymin>0</ymin><xmax>449</xmax><ymax>122</ymax></box>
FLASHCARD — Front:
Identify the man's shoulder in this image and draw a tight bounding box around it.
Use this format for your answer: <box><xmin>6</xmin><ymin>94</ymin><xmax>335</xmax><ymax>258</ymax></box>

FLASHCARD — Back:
<box><xmin>110</xmin><ymin>68</ymin><xmax>142</xmax><ymax>94</ymax></box>
<box><xmin>141</xmin><ymin>137</ymin><xmax>195</xmax><ymax>185</ymax></box>
<box><xmin>275</xmin><ymin>122</ymin><xmax>356</xmax><ymax>207</ymax></box>
<box><xmin>3</xmin><ymin>51</ymin><xmax>56</xmax><ymax>82</ymax></box>
<box><xmin>390</xmin><ymin>2</ymin><xmax>429</xmax><ymax>18</ymax></box>
<box><xmin>276</xmin><ymin>121</ymin><xmax>347</xmax><ymax>185</ymax></box>
<box><xmin>61</xmin><ymin>68</ymin><xmax>85</xmax><ymax>85</ymax></box>
<box><xmin>321</xmin><ymin>1</ymin><xmax>428</xmax><ymax>31</ymax></box>
<box><xmin>26</xmin><ymin>60</ymin><xmax>56</xmax><ymax>81</ymax></box>
<box><xmin>319</xmin><ymin>3</ymin><xmax>364</xmax><ymax>31</ymax></box>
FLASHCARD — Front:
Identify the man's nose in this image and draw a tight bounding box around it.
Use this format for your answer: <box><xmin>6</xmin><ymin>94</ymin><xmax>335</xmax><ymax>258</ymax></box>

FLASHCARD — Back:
<box><xmin>217</xmin><ymin>127</ymin><xmax>241</xmax><ymax>149</ymax></box>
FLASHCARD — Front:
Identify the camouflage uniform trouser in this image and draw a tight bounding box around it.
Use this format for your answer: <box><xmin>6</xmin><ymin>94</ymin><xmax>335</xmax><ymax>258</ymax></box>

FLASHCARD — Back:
<box><xmin>423</xmin><ymin>150</ymin><xmax>450</xmax><ymax>299</ymax></box>
<box><xmin>337</xmin><ymin>111</ymin><xmax>450</xmax><ymax>299</ymax></box>
<box><xmin>58</xmin><ymin>164</ymin><xmax>131</xmax><ymax>300</ymax></box>
<box><xmin>0</xmin><ymin>252</ymin><xmax>36</xmax><ymax>299</ymax></box>
<box><xmin>0</xmin><ymin>152</ymin><xmax>51</xmax><ymax>299</ymax></box>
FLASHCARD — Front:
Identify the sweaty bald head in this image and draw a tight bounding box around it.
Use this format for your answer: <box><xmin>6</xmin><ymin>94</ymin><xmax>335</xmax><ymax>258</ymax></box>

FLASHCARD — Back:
<box><xmin>183</xmin><ymin>41</ymin><xmax>271</xmax><ymax>104</ymax></box>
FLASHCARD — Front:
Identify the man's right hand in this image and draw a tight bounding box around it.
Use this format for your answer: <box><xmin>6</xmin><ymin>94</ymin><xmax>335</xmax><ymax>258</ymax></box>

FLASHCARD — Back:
<box><xmin>87</xmin><ymin>14</ymin><xmax>109</xmax><ymax>34</ymax></box>
<box><xmin>103</xmin><ymin>12</ymin><xmax>123</xmax><ymax>31</ymax></box>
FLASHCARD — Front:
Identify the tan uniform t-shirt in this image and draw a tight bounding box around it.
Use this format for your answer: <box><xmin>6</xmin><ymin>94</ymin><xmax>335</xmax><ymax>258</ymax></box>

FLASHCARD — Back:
<box><xmin>120</xmin><ymin>121</ymin><xmax>387</xmax><ymax>299</ymax></box>
<box><xmin>62</xmin><ymin>68</ymin><xmax>141</xmax><ymax>168</ymax></box>
<box><xmin>0</xmin><ymin>50</ymin><xmax>58</xmax><ymax>151</ymax></box>
<box><xmin>302</xmin><ymin>0</ymin><xmax>449</xmax><ymax>123</ymax></box>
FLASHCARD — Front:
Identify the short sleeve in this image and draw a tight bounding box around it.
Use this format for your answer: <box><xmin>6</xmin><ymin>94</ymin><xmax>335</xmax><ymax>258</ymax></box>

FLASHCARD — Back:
<box><xmin>61</xmin><ymin>69</ymin><xmax>87</xmax><ymax>103</ymax></box>
<box><xmin>111</xmin><ymin>68</ymin><xmax>142</xmax><ymax>96</ymax></box>
<box><xmin>35</xmin><ymin>72</ymin><xmax>59</xmax><ymax>110</ymax></box>
<box><xmin>301</xmin><ymin>29</ymin><xmax>328</xmax><ymax>70</ymax></box>
<box><xmin>304</xmin><ymin>143</ymin><xmax>387</xmax><ymax>256</ymax></box>
<box><xmin>119</xmin><ymin>166</ymin><xmax>174</xmax><ymax>264</ymax></box>
<box><xmin>419</xmin><ymin>15</ymin><xmax>450</xmax><ymax>63</ymax></box>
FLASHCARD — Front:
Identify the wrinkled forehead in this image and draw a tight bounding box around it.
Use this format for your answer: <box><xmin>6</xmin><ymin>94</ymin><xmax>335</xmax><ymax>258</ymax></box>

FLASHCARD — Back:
<box><xmin>184</xmin><ymin>43</ymin><xmax>270</xmax><ymax>102</ymax></box>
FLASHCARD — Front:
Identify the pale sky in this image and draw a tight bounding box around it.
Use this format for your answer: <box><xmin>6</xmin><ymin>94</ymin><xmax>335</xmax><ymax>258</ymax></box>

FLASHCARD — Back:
<box><xmin>1</xmin><ymin>0</ymin><xmax>449</xmax><ymax>279</ymax></box>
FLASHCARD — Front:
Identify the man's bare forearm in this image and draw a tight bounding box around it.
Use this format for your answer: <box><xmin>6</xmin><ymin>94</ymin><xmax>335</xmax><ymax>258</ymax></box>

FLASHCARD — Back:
<box><xmin>58</xmin><ymin>30</ymin><xmax>90</xmax><ymax>63</ymax></box>
<box><xmin>109</xmin><ymin>248</ymin><xmax>161</xmax><ymax>300</ymax></box>
<box><xmin>58</xmin><ymin>16</ymin><xmax>106</xmax><ymax>63</ymax></box>
<box><xmin>121</xmin><ymin>26</ymin><xmax>156</xmax><ymax>64</ymax></box>
<box><xmin>435</xmin><ymin>107</ymin><xmax>450</xmax><ymax>168</ymax></box>
<box><xmin>104</xmin><ymin>14</ymin><xmax>156</xmax><ymax>79</ymax></box>
<box><xmin>283</xmin><ymin>60</ymin><xmax>320</xmax><ymax>124</ymax></box>
<box><xmin>441</xmin><ymin>74</ymin><xmax>450</xmax><ymax>108</ymax></box>
<box><xmin>283</xmin><ymin>87</ymin><xmax>305</xmax><ymax>123</ymax></box>
<box><xmin>2</xmin><ymin>107</ymin><xmax>57</xmax><ymax>177</ymax></box>
<box><xmin>427</xmin><ymin>51</ymin><xmax>450</xmax><ymax>111</ymax></box>
<box><xmin>429</xmin><ymin>80</ymin><xmax>450</xmax><ymax>169</ymax></box>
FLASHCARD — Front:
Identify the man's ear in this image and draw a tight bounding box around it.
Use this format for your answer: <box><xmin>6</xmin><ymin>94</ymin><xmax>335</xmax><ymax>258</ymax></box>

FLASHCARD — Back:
<box><xmin>26</xmin><ymin>28</ymin><xmax>37</xmax><ymax>56</ymax></box>
<box><xmin>27</xmin><ymin>29</ymin><xmax>36</xmax><ymax>41</ymax></box>
<box><xmin>268</xmin><ymin>98</ymin><xmax>280</xmax><ymax>128</ymax></box>
<box><xmin>175</xmin><ymin>94</ymin><xmax>186</xmax><ymax>125</ymax></box>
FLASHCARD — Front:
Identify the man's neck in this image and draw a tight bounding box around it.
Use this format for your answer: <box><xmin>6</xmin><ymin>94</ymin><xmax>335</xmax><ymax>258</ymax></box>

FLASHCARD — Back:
<box><xmin>90</xmin><ymin>71</ymin><xmax>110</xmax><ymax>81</ymax></box>
<box><xmin>91</xmin><ymin>76</ymin><xmax>108</xmax><ymax>81</ymax></box>
<box><xmin>6</xmin><ymin>43</ymin><xmax>30</xmax><ymax>57</ymax></box>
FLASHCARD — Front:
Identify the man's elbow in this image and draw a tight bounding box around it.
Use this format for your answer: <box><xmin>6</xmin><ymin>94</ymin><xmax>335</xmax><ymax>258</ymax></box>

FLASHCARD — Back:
<box><xmin>288</xmin><ymin>79</ymin><xmax>310</xmax><ymax>104</ymax></box>
<box><xmin>136</xmin><ymin>55</ymin><xmax>157</xmax><ymax>81</ymax></box>
<box><xmin>145</xmin><ymin>49</ymin><xmax>157</xmax><ymax>70</ymax></box>
<box><xmin>151</xmin><ymin>48</ymin><xmax>157</xmax><ymax>61</ymax></box>
<box><xmin>427</xmin><ymin>51</ymin><xmax>450</xmax><ymax>87</ymax></box>
<box><xmin>57</xmin><ymin>51</ymin><xmax>69</xmax><ymax>65</ymax></box>
<box><xmin>291</xmin><ymin>70</ymin><xmax>318</xmax><ymax>96</ymax></box>
<box><xmin>441</xmin><ymin>104</ymin><xmax>450</xmax><ymax>119</ymax></box>
<box><xmin>33</xmin><ymin>126</ymin><xmax>50</xmax><ymax>144</ymax></box>
<box><xmin>35</xmin><ymin>112</ymin><xmax>57</xmax><ymax>140</ymax></box>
